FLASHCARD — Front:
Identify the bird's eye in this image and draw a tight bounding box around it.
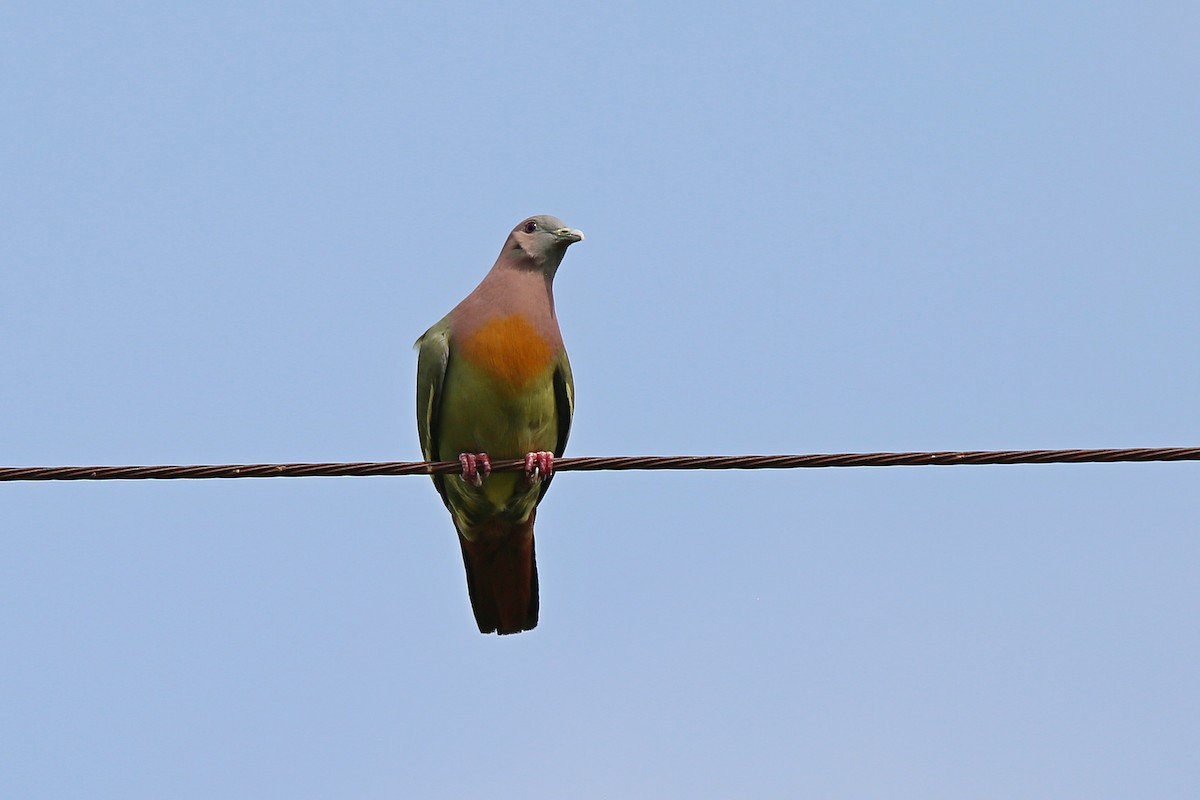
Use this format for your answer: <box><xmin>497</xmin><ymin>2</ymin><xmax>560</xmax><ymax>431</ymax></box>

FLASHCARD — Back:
<box><xmin>523</xmin><ymin>221</ymin><xmax>537</xmax><ymax>233</ymax></box>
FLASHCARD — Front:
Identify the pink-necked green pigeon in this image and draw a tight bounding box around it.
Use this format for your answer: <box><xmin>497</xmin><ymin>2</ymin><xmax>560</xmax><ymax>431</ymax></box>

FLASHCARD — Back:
<box><xmin>415</xmin><ymin>215</ymin><xmax>583</xmax><ymax>634</ymax></box>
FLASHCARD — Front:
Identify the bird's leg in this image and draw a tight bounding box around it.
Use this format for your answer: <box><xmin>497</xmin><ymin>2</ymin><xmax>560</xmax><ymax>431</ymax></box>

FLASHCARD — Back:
<box><xmin>458</xmin><ymin>453</ymin><xmax>491</xmax><ymax>487</ymax></box>
<box><xmin>523</xmin><ymin>451</ymin><xmax>555</xmax><ymax>485</ymax></box>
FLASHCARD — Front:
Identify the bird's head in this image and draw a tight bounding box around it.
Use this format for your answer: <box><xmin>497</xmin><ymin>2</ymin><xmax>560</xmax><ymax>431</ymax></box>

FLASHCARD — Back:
<box><xmin>507</xmin><ymin>215</ymin><xmax>584</xmax><ymax>274</ymax></box>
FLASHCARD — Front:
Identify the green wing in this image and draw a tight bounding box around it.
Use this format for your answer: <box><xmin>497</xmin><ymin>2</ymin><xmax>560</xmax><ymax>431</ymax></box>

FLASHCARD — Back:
<box><xmin>552</xmin><ymin>350</ymin><xmax>574</xmax><ymax>457</ymax></box>
<box><xmin>415</xmin><ymin>319</ymin><xmax>451</xmax><ymax>506</ymax></box>
<box><xmin>540</xmin><ymin>350</ymin><xmax>574</xmax><ymax>501</ymax></box>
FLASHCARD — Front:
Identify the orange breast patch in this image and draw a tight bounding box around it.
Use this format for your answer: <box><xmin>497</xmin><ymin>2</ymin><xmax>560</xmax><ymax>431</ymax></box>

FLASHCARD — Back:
<box><xmin>458</xmin><ymin>314</ymin><xmax>554</xmax><ymax>391</ymax></box>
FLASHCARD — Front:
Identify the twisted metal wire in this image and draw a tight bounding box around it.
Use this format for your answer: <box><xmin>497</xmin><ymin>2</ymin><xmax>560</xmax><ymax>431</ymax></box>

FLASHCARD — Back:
<box><xmin>0</xmin><ymin>446</ymin><xmax>1197</xmax><ymax>482</ymax></box>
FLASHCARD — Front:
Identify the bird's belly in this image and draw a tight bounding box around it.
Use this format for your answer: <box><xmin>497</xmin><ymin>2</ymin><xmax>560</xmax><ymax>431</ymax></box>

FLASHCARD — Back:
<box><xmin>439</xmin><ymin>357</ymin><xmax>558</xmax><ymax>517</ymax></box>
<box><xmin>440</xmin><ymin>360</ymin><xmax>558</xmax><ymax>456</ymax></box>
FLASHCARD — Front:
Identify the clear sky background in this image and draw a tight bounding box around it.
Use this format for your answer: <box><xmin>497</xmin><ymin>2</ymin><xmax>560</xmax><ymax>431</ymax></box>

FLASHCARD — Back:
<box><xmin>2</xmin><ymin>3</ymin><xmax>1198</xmax><ymax>798</ymax></box>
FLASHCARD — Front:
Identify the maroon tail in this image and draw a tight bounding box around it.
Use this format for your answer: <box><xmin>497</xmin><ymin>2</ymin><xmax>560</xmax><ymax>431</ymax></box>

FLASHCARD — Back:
<box><xmin>457</xmin><ymin>511</ymin><xmax>539</xmax><ymax>635</ymax></box>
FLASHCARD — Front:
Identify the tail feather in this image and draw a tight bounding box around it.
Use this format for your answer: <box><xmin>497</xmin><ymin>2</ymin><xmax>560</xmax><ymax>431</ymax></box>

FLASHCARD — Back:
<box><xmin>457</xmin><ymin>511</ymin><xmax>539</xmax><ymax>635</ymax></box>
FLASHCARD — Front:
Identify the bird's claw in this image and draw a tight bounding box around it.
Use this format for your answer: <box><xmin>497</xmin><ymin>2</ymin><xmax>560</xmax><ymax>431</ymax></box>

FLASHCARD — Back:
<box><xmin>524</xmin><ymin>451</ymin><xmax>555</xmax><ymax>485</ymax></box>
<box><xmin>458</xmin><ymin>453</ymin><xmax>491</xmax><ymax>487</ymax></box>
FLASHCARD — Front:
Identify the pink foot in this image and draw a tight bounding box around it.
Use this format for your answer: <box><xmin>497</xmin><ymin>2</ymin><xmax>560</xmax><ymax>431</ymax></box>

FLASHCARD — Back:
<box><xmin>458</xmin><ymin>453</ymin><xmax>491</xmax><ymax>487</ymax></box>
<box><xmin>524</xmin><ymin>451</ymin><xmax>555</xmax><ymax>485</ymax></box>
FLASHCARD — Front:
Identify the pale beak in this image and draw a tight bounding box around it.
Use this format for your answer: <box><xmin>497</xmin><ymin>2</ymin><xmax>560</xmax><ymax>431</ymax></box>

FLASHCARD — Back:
<box><xmin>555</xmin><ymin>227</ymin><xmax>585</xmax><ymax>244</ymax></box>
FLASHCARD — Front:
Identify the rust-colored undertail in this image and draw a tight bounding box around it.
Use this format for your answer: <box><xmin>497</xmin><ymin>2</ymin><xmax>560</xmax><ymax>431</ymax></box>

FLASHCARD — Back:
<box><xmin>457</xmin><ymin>510</ymin><xmax>539</xmax><ymax>635</ymax></box>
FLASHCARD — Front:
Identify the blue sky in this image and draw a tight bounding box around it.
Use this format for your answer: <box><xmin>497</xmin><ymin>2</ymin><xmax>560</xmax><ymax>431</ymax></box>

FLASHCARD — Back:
<box><xmin>2</xmin><ymin>3</ymin><xmax>1198</xmax><ymax>797</ymax></box>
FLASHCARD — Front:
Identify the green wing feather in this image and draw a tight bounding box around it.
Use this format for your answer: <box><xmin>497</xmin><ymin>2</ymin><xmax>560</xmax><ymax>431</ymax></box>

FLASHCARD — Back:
<box><xmin>415</xmin><ymin>319</ymin><xmax>451</xmax><ymax>506</ymax></box>
<box><xmin>540</xmin><ymin>350</ymin><xmax>574</xmax><ymax>501</ymax></box>
<box><xmin>552</xmin><ymin>350</ymin><xmax>574</xmax><ymax>457</ymax></box>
